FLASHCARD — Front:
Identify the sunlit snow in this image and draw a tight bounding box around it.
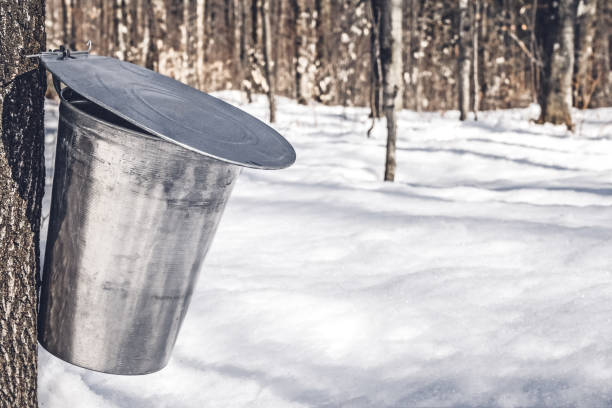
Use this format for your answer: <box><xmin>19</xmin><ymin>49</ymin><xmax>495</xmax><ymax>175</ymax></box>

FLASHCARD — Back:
<box><xmin>39</xmin><ymin>93</ymin><xmax>612</xmax><ymax>408</ymax></box>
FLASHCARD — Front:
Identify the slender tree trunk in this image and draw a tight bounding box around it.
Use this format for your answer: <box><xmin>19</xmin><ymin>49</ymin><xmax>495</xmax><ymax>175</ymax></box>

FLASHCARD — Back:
<box><xmin>0</xmin><ymin>1</ymin><xmax>46</xmax><ymax>406</ymax></box>
<box><xmin>598</xmin><ymin>0</ymin><xmax>610</xmax><ymax>105</ymax></box>
<box><xmin>574</xmin><ymin>0</ymin><xmax>597</xmax><ymax>108</ymax></box>
<box><xmin>261</xmin><ymin>0</ymin><xmax>276</xmax><ymax>122</ymax></box>
<box><xmin>290</xmin><ymin>0</ymin><xmax>303</xmax><ymax>103</ymax></box>
<box><xmin>472</xmin><ymin>0</ymin><xmax>479</xmax><ymax>120</ymax></box>
<box><xmin>369</xmin><ymin>0</ymin><xmax>382</xmax><ymax>118</ymax></box>
<box><xmin>196</xmin><ymin>0</ymin><xmax>206</xmax><ymax>89</ymax></box>
<box><xmin>61</xmin><ymin>0</ymin><xmax>69</xmax><ymax>45</ymax></box>
<box><xmin>232</xmin><ymin>0</ymin><xmax>242</xmax><ymax>89</ymax></box>
<box><xmin>537</xmin><ymin>0</ymin><xmax>576</xmax><ymax>129</ymax></box>
<box><xmin>181</xmin><ymin>0</ymin><xmax>190</xmax><ymax>83</ymax></box>
<box><xmin>458</xmin><ymin>0</ymin><xmax>471</xmax><ymax>121</ymax></box>
<box><xmin>238</xmin><ymin>0</ymin><xmax>249</xmax><ymax>97</ymax></box>
<box><xmin>531</xmin><ymin>0</ymin><xmax>539</xmax><ymax>102</ymax></box>
<box><xmin>69</xmin><ymin>0</ymin><xmax>80</xmax><ymax>50</ymax></box>
<box><xmin>408</xmin><ymin>0</ymin><xmax>420</xmax><ymax>111</ymax></box>
<box><xmin>376</xmin><ymin>0</ymin><xmax>402</xmax><ymax>182</ymax></box>
<box><xmin>99</xmin><ymin>0</ymin><xmax>107</xmax><ymax>56</ymax></box>
<box><xmin>390</xmin><ymin>0</ymin><xmax>403</xmax><ymax>111</ymax></box>
<box><xmin>314</xmin><ymin>0</ymin><xmax>325</xmax><ymax>102</ymax></box>
<box><xmin>127</xmin><ymin>0</ymin><xmax>138</xmax><ymax>61</ymax></box>
<box><xmin>480</xmin><ymin>0</ymin><xmax>489</xmax><ymax>108</ymax></box>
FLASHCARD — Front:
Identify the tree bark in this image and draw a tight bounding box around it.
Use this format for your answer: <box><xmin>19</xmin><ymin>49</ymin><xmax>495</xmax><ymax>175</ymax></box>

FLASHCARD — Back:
<box><xmin>574</xmin><ymin>0</ymin><xmax>597</xmax><ymax>108</ymax></box>
<box><xmin>61</xmin><ymin>0</ymin><xmax>69</xmax><ymax>45</ymax></box>
<box><xmin>458</xmin><ymin>0</ymin><xmax>471</xmax><ymax>121</ymax></box>
<box><xmin>472</xmin><ymin>0</ymin><xmax>480</xmax><ymax>120</ymax></box>
<box><xmin>369</xmin><ymin>0</ymin><xmax>382</xmax><ymax>119</ymax></box>
<box><xmin>290</xmin><ymin>0</ymin><xmax>303</xmax><ymax>103</ymax></box>
<box><xmin>0</xmin><ymin>1</ymin><xmax>46</xmax><ymax>406</ymax></box>
<box><xmin>196</xmin><ymin>0</ymin><xmax>206</xmax><ymax>89</ymax></box>
<box><xmin>261</xmin><ymin>0</ymin><xmax>276</xmax><ymax>122</ymax></box>
<box><xmin>313</xmin><ymin>0</ymin><xmax>326</xmax><ymax>102</ymax></box>
<box><xmin>537</xmin><ymin>0</ymin><xmax>576</xmax><ymax>129</ymax></box>
<box><xmin>376</xmin><ymin>0</ymin><xmax>402</xmax><ymax>182</ymax></box>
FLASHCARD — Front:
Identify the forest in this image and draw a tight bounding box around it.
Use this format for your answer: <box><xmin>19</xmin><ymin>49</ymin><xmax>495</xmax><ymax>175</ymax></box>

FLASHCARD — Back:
<box><xmin>45</xmin><ymin>0</ymin><xmax>611</xmax><ymax>116</ymax></box>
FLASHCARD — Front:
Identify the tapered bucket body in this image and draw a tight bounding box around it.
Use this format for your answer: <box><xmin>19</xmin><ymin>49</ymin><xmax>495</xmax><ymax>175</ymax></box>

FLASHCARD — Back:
<box><xmin>38</xmin><ymin>88</ymin><xmax>241</xmax><ymax>374</ymax></box>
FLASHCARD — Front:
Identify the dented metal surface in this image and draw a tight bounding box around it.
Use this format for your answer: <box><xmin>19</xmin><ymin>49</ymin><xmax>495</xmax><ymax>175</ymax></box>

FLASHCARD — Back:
<box><xmin>38</xmin><ymin>89</ymin><xmax>241</xmax><ymax>374</ymax></box>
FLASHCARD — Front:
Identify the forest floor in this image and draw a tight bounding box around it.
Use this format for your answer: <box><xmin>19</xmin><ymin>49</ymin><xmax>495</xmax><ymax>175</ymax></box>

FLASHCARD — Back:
<box><xmin>39</xmin><ymin>93</ymin><xmax>612</xmax><ymax>408</ymax></box>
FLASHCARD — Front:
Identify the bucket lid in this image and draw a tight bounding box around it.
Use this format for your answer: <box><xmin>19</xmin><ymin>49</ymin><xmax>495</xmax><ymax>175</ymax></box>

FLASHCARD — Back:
<box><xmin>41</xmin><ymin>55</ymin><xmax>295</xmax><ymax>169</ymax></box>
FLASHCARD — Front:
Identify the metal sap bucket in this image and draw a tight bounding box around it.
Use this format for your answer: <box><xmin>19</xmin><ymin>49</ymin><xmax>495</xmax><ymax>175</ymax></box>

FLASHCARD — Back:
<box><xmin>39</xmin><ymin>88</ymin><xmax>240</xmax><ymax>374</ymax></box>
<box><xmin>37</xmin><ymin>53</ymin><xmax>294</xmax><ymax>375</ymax></box>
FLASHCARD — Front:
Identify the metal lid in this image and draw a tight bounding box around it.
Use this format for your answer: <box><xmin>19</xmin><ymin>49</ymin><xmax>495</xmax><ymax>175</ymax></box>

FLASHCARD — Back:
<box><xmin>41</xmin><ymin>55</ymin><xmax>295</xmax><ymax>169</ymax></box>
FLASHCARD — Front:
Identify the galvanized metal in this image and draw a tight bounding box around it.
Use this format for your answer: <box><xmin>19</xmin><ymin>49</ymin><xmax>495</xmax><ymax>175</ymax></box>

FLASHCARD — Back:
<box><xmin>40</xmin><ymin>54</ymin><xmax>295</xmax><ymax>169</ymax></box>
<box><xmin>38</xmin><ymin>88</ymin><xmax>241</xmax><ymax>374</ymax></box>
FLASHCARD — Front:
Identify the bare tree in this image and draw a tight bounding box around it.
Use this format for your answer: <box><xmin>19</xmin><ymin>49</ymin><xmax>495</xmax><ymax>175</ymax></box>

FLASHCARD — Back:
<box><xmin>369</xmin><ymin>0</ymin><xmax>383</xmax><ymax>119</ymax></box>
<box><xmin>457</xmin><ymin>0</ymin><xmax>471</xmax><ymax>121</ymax></box>
<box><xmin>574</xmin><ymin>0</ymin><xmax>597</xmax><ymax>108</ymax></box>
<box><xmin>374</xmin><ymin>0</ymin><xmax>402</xmax><ymax>182</ymax></box>
<box><xmin>261</xmin><ymin>0</ymin><xmax>276</xmax><ymax>122</ymax></box>
<box><xmin>472</xmin><ymin>0</ymin><xmax>480</xmax><ymax>120</ymax></box>
<box><xmin>537</xmin><ymin>0</ymin><xmax>576</xmax><ymax>129</ymax></box>
<box><xmin>0</xmin><ymin>1</ymin><xmax>46</xmax><ymax>406</ymax></box>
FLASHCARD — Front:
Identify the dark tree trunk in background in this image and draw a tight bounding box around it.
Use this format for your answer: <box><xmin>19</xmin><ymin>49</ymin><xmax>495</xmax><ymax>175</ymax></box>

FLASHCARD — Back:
<box><xmin>597</xmin><ymin>0</ymin><xmax>610</xmax><ymax>105</ymax></box>
<box><xmin>369</xmin><ymin>0</ymin><xmax>382</xmax><ymax>119</ymax></box>
<box><xmin>375</xmin><ymin>0</ymin><xmax>402</xmax><ymax>182</ymax></box>
<box><xmin>290</xmin><ymin>0</ymin><xmax>304</xmax><ymax>104</ymax></box>
<box><xmin>261</xmin><ymin>0</ymin><xmax>276</xmax><ymax>122</ymax></box>
<box><xmin>472</xmin><ymin>0</ymin><xmax>480</xmax><ymax>120</ymax></box>
<box><xmin>196</xmin><ymin>0</ymin><xmax>206</xmax><ymax>88</ymax></box>
<box><xmin>537</xmin><ymin>0</ymin><xmax>576</xmax><ymax>129</ymax></box>
<box><xmin>457</xmin><ymin>0</ymin><xmax>471</xmax><ymax>121</ymax></box>
<box><xmin>143</xmin><ymin>0</ymin><xmax>158</xmax><ymax>70</ymax></box>
<box><xmin>574</xmin><ymin>0</ymin><xmax>597</xmax><ymax>108</ymax></box>
<box><xmin>0</xmin><ymin>1</ymin><xmax>46</xmax><ymax>407</ymax></box>
<box><xmin>313</xmin><ymin>0</ymin><xmax>325</xmax><ymax>103</ymax></box>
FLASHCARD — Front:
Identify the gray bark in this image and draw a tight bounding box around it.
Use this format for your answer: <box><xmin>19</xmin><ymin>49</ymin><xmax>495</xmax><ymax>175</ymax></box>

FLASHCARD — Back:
<box><xmin>261</xmin><ymin>0</ymin><xmax>276</xmax><ymax>122</ymax></box>
<box><xmin>574</xmin><ymin>0</ymin><xmax>597</xmax><ymax>108</ymax></box>
<box><xmin>538</xmin><ymin>0</ymin><xmax>576</xmax><ymax>128</ymax></box>
<box><xmin>472</xmin><ymin>0</ymin><xmax>479</xmax><ymax>120</ymax></box>
<box><xmin>369</xmin><ymin>0</ymin><xmax>382</xmax><ymax>119</ymax></box>
<box><xmin>0</xmin><ymin>0</ymin><xmax>46</xmax><ymax>406</ymax></box>
<box><xmin>376</xmin><ymin>0</ymin><xmax>402</xmax><ymax>182</ymax></box>
<box><xmin>290</xmin><ymin>0</ymin><xmax>304</xmax><ymax>103</ymax></box>
<box><xmin>458</xmin><ymin>0</ymin><xmax>470</xmax><ymax>121</ymax></box>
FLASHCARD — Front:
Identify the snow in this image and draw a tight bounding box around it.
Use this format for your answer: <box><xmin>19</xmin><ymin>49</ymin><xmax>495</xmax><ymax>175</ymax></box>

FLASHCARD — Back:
<box><xmin>39</xmin><ymin>93</ymin><xmax>612</xmax><ymax>407</ymax></box>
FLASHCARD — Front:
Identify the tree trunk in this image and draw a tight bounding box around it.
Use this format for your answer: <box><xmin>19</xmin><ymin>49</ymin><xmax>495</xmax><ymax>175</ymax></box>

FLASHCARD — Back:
<box><xmin>376</xmin><ymin>0</ymin><xmax>402</xmax><ymax>182</ymax></box>
<box><xmin>61</xmin><ymin>0</ymin><xmax>69</xmax><ymax>45</ymax></box>
<box><xmin>537</xmin><ymin>0</ymin><xmax>576</xmax><ymax>129</ymax></box>
<box><xmin>181</xmin><ymin>0</ymin><xmax>190</xmax><ymax>84</ymax></box>
<box><xmin>313</xmin><ymin>0</ymin><xmax>326</xmax><ymax>103</ymax></box>
<box><xmin>574</xmin><ymin>0</ymin><xmax>597</xmax><ymax>108</ymax></box>
<box><xmin>0</xmin><ymin>1</ymin><xmax>46</xmax><ymax>406</ymax></box>
<box><xmin>458</xmin><ymin>0</ymin><xmax>471</xmax><ymax>121</ymax></box>
<box><xmin>261</xmin><ymin>0</ymin><xmax>276</xmax><ymax>122</ymax></box>
<box><xmin>290</xmin><ymin>0</ymin><xmax>303</xmax><ymax>103</ymax></box>
<box><xmin>196</xmin><ymin>0</ymin><xmax>206</xmax><ymax>89</ymax></box>
<box><xmin>597</xmin><ymin>0</ymin><xmax>610</xmax><ymax>105</ymax></box>
<box><xmin>369</xmin><ymin>0</ymin><xmax>382</xmax><ymax>118</ymax></box>
<box><xmin>69</xmin><ymin>0</ymin><xmax>80</xmax><ymax>50</ymax></box>
<box><xmin>472</xmin><ymin>0</ymin><xmax>479</xmax><ymax>120</ymax></box>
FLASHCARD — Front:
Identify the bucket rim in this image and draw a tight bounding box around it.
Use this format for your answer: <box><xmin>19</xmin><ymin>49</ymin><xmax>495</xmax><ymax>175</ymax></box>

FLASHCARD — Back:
<box><xmin>59</xmin><ymin>87</ymin><xmax>168</xmax><ymax>143</ymax></box>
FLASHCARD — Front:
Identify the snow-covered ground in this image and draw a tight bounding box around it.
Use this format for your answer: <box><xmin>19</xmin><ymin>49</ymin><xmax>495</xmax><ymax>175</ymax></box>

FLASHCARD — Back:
<box><xmin>39</xmin><ymin>94</ymin><xmax>612</xmax><ymax>408</ymax></box>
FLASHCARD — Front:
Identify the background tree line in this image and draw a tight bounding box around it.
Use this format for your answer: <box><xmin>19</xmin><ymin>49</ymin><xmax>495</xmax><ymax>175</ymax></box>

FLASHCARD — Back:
<box><xmin>45</xmin><ymin>0</ymin><xmax>611</xmax><ymax>118</ymax></box>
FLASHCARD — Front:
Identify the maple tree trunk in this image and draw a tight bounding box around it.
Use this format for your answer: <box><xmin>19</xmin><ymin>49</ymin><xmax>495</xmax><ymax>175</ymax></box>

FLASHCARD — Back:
<box><xmin>0</xmin><ymin>1</ymin><xmax>46</xmax><ymax>406</ymax></box>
